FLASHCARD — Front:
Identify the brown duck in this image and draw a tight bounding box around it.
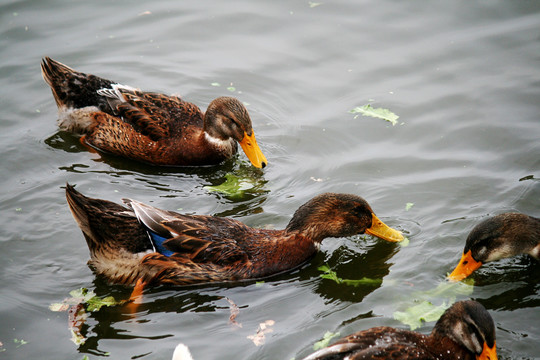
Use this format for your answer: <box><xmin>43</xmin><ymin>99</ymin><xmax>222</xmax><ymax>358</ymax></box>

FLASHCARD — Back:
<box><xmin>449</xmin><ymin>213</ymin><xmax>540</xmax><ymax>281</ymax></box>
<box><xmin>41</xmin><ymin>57</ymin><xmax>267</xmax><ymax>168</ymax></box>
<box><xmin>301</xmin><ymin>300</ymin><xmax>497</xmax><ymax>360</ymax></box>
<box><xmin>65</xmin><ymin>184</ymin><xmax>403</xmax><ymax>288</ymax></box>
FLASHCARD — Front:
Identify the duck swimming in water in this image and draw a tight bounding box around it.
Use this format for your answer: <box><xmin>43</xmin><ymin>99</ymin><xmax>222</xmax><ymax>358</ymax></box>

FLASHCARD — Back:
<box><xmin>301</xmin><ymin>300</ymin><xmax>497</xmax><ymax>360</ymax></box>
<box><xmin>65</xmin><ymin>184</ymin><xmax>403</xmax><ymax>288</ymax></box>
<box><xmin>448</xmin><ymin>213</ymin><xmax>540</xmax><ymax>281</ymax></box>
<box><xmin>41</xmin><ymin>57</ymin><xmax>267</xmax><ymax>168</ymax></box>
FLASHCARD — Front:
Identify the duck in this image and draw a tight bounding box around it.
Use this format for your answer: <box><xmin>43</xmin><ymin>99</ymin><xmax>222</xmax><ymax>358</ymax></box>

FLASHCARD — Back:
<box><xmin>65</xmin><ymin>184</ymin><xmax>403</xmax><ymax>288</ymax></box>
<box><xmin>40</xmin><ymin>57</ymin><xmax>267</xmax><ymax>168</ymax></box>
<box><xmin>301</xmin><ymin>300</ymin><xmax>497</xmax><ymax>360</ymax></box>
<box><xmin>448</xmin><ymin>213</ymin><xmax>540</xmax><ymax>281</ymax></box>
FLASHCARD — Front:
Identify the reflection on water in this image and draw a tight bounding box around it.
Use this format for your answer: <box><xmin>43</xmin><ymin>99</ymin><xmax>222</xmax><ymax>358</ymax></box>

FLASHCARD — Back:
<box><xmin>65</xmin><ymin>234</ymin><xmax>399</xmax><ymax>356</ymax></box>
<box><xmin>47</xmin><ymin>130</ymin><xmax>271</xmax><ymax>213</ymax></box>
<box><xmin>313</xmin><ymin>239</ymin><xmax>398</xmax><ymax>303</ymax></box>
<box><xmin>45</xmin><ymin>131</ymin><xmax>87</xmax><ymax>153</ymax></box>
<box><xmin>1</xmin><ymin>0</ymin><xmax>539</xmax><ymax>359</ymax></box>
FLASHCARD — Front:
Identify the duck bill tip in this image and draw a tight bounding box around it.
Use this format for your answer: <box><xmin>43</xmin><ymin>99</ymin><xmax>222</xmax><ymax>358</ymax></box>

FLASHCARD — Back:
<box><xmin>448</xmin><ymin>250</ymin><xmax>482</xmax><ymax>282</ymax></box>
<box><xmin>239</xmin><ymin>131</ymin><xmax>267</xmax><ymax>168</ymax></box>
<box><xmin>477</xmin><ymin>341</ymin><xmax>497</xmax><ymax>360</ymax></box>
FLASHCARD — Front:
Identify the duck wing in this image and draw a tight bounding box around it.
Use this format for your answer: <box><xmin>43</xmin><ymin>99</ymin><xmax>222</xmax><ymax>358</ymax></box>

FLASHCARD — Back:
<box><xmin>97</xmin><ymin>86</ymin><xmax>196</xmax><ymax>141</ymax></box>
<box><xmin>125</xmin><ymin>199</ymin><xmax>252</xmax><ymax>266</ymax></box>
<box><xmin>84</xmin><ymin>87</ymin><xmax>207</xmax><ymax>164</ymax></box>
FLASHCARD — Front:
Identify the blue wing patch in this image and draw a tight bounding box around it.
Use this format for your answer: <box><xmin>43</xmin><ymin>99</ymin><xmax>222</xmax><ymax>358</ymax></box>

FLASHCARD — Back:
<box><xmin>148</xmin><ymin>231</ymin><xmax>175</xmax><ymax>257</ymax></box>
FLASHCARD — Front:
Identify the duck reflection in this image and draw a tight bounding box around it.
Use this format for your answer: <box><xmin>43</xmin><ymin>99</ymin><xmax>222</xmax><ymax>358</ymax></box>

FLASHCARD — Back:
<box><xmin>72</xmin><ymin>278</ymin><xmax>224</xmax><ymax>355</ymax></box>
<box><xmin>46</xmin><ymin>131</ymin><xmax>270</xmax><ymax>210</ymax></box>
<box><xmin>306</xmin><ymin>237</ymin><xmax>401</xmax><ymax>303</ymax></box>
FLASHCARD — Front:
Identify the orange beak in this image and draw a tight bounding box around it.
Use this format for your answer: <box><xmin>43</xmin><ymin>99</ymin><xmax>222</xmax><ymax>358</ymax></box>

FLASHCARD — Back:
<box><xmin>448</xmin><ymin>249</ymin><xmax>482</xmax><ymax>282</ymax></box>
<box><xmin>477</xmin><ymin>341</ymin><xmax>497</xmax><ymax>360</ymax></box>
<box><xmin>365</xmin><ymin>214</ymin><xmax>404</xmax><ymax>242</ymax></box>
<box><xmin>239</xmin><ymin>131</ymin><xmax>267</xmax><ymax>168</ymax></box>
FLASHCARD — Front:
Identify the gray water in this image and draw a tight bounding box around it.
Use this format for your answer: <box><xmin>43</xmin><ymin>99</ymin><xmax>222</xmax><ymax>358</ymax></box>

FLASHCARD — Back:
<box><xmin>1</xmin><ymin>0</ymin><xmax>539</xmax><ymax>359</ymax></box>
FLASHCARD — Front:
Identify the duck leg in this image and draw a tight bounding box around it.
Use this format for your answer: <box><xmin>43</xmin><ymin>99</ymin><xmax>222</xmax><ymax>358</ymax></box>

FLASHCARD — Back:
<box><xmin>126</xmin><ymin>278</ymin><xmax>146</xmax><ymax>314</ymax></box>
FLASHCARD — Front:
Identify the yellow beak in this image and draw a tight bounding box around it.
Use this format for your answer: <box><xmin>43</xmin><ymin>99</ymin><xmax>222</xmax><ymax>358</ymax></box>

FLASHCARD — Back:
<box><xmin>239</xmin><ymin>131</ymin><xmax>267</xmax><ymax>168</ymax></box>
<box><xmin>477</xmin><ymin>341</ymin><xmax>497</xmax><ymax>360</ymax></box>
<box><xmin>365</xmin><ymin>213</ymin><xmax>404</xmax><ymax>242</ymax></box>
<box><xmin>448</xmin><ymin>249</ymin><xmax>483</xmax><ymax>282</ymax></box>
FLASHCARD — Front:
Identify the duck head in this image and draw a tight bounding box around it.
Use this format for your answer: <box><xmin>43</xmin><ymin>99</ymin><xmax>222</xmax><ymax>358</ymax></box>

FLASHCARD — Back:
<box><xmin>285</xmin><ymin>193</ymin><xmax>404</xmax><ymax>244</ymax></box>
<box><xmin>448</xmin><ymin>213</ymin><xmax>540</xmax><ymax>281</ymax></box>
<box><xmin>433</xmin><ymin>300</ymin><xmax>497</xmax><ymax>360</ymax></box>
<box><xmin>204</xmin><ymin>96</ymin><xmax>267</xmax><ymax>168</ymax></box>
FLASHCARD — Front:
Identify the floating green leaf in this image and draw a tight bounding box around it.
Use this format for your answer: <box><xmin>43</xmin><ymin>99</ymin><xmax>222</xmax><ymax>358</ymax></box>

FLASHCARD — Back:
<box><xmin>399</xmin><ymin>236</ymin><xmax>410</xmax><ymax>247</ymax></box>
<box><xmin>405</xmin><ymin>202</ymin><xmax>414</xmax><ymax>211</ymax></box>
<box><xmin>308</xmin><ymin>1</ymin><xmax>322</xmax><ymax>7</ymax></box>
<box><xmin>318</xmin><ymin>265</ymin><xmax>341</xmax><ymax>282</ymax></box>
<box><xmin>204</xmin><ymin>173</ymin><xmax>253</xmax><ymax>197</ymax></box>
<box><xmin>313</xmin><ymin>331</ymin><xmax>340</xmax><ymax>350</ymax></box>
<box><xmin>211</xmin><ymin>82</ymin><xmax>221</xmax><ymax>87</ymax></box>
<box><xmin>87</xmin><ymin>295</ymin><xmax>120</xmax><ymax>312</ymax></box>
<box><xmin>318</xmin><ymin>265</ymin><xmax>382</xmax><ymax>287</ymax></box>
<box><xmin>13</xmin><ymin>339</ymin><xmax>28</xmax><ymax>348</ymax></box>
<box><xmin>69</xmin><ymin>288</ymin><xmax>97</xmax><ymax>303</ymax></box>
<box><xmin>393</xmin><ymin>279</ymin><xmax>474</xmax><ymax>329</ymax></box>
<box><xmin>51</xmin><ymin>288</ymin><xmax>123</xmax><ymax>346</ymax></box>
<box><xmin>204</xmin><ymin>171</ymin><xmax>268</xmax><ymax>199</ymax></box>
<box><xmin>393</xmin><ymin>301</ymin><xmax>449</xmax><ymax>330</ymax></box>
<box><xmin>412</xmin><ymin>278</ymin><xmax>474</xmax><ymax>299</ymax></box>
<box><xmin>350</xmin><ymin>104</ymin><xmax>399</xmax><ymax>125</ymax></box>
<box><xmin>50</xmin><ymin>288</ymin><xmax>122</xmax><ymax>313</ymax></box>
<box><xmin>342</xmin><ymin>278</ymin><xmax>382</xmax><ymax>286</ymax></box>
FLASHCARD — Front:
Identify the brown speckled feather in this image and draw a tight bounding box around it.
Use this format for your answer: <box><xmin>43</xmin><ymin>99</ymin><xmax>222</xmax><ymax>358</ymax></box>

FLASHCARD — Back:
<box><xmin>159</xmin><ymin>216</ymin><xmax>253</xmax><ymax>265</ymax></box>
<box><xmin>304</xmin><ymin>327</ymin><xmax>472</xmax><ymax>360</ymax></box>
<box><xmin>41</xmin><ymin>57</ymin><xmax>268</xmax><ymax>167</ymax></box>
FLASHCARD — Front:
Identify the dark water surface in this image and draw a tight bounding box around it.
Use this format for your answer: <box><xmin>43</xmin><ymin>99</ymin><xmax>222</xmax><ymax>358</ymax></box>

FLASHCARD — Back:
<box><xmin>1</xmin><ymin>0</ymin><xmax>539</xmax><ymax>359</ymax></box>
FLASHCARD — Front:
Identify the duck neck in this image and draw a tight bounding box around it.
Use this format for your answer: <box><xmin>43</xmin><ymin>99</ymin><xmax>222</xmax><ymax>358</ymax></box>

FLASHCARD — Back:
<box><xmin>500</xmin><ymin>214</ymin><xmax>540</xmax><ymax>260</ymax></box>
<box><xmin>425</xmin><ymin>336</ymin><xmax>472</xmax><ymax>359</ymax></box>
<box><xmin>201</xmin><ymin>108</ymin><xmax>236</xmax><ymax>153</ymax></box>
<box><xmin>201</xmin><ymin>132</ymin><xmax>237</xmax><ymax>156</ymax></box>
<box><xmin>285</xmin><ymin>211</ymin><xmax>342</xmax><ymax>244</ymax></box>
